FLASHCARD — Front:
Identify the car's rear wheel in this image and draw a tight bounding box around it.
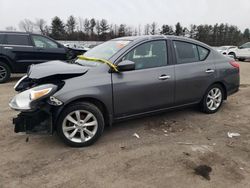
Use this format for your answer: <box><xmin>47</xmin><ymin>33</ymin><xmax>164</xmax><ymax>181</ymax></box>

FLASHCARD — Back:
<box><xmin>57</xmin><ymin>102</ymin><xmax>104</xmax><ymax>147</ymax></box>
<box><xmin>201</xmin><ymin>84</ymin><xmax>224</xmax><ymax>114</ymax></box>
<box><xmin>228</xmin><ymin>52</ymin><xmax>236</xmax><ymax>59</ymax></box>
<box><xmin>238</xmin><ymin>58</ymin><xmax>245</xmax><ymax>62</ymax></box>
<box><xmin>0</xmin><ymin>62</ymin><xmax>11</xmax><ymax>84</ymax></box>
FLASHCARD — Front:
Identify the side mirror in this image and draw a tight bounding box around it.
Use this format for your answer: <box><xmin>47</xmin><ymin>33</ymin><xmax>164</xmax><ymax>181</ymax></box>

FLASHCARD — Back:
<box><xmin>117</xmin><ymin>60</ymin><xmax>135</xmax><ymax>72</ymax></box>
<box><xmin>238</xmin><ymin>46</ymin><xmax>243</xmax><ymax>49</ymax></box>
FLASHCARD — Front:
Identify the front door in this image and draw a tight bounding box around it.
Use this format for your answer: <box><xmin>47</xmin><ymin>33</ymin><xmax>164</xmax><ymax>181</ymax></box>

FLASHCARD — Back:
<box><xmin>237</xmin><ymin>42</ymin><xmax>250</xmax><ymax>58</ymax></box>
<box><xmin>112</xmin><ymin>40</ymin><xmax>175</xmax><ymax>118</ymax></box>
<box><xmin>3</xmin><ymin>33</ymin><xmax>37</xmax><ymax>72</ymax></box>
<box><xmin>30</xmin><ymin>35</ymin><xmax>67</xmax><ymax>62</ymax></box>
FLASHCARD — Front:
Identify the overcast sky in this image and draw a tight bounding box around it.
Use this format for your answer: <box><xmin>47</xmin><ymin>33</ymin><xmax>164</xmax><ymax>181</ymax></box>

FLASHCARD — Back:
<box><xmin>0</xmin><ymin>0</ymin><xmax>249</xmax><ymax>31</ymax></box>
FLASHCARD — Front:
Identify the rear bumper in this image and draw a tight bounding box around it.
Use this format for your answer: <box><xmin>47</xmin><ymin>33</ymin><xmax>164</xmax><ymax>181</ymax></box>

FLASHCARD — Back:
<box><xmin>13</xmin><ymin>109</ymin><xmax>53</xmax><ymax>134</ymax></box>
<box><xmin>227</xmin><ymin>87</ymin><xmax>239</xmax><ymax>96</ymax></box>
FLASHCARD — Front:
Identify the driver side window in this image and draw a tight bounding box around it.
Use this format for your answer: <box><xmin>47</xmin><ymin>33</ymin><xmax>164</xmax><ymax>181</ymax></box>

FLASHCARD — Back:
<box><xmin>32</xmin><ymin>35</ymin><xmax>59</xmax><ymax>48</ymax></box>
<box><xmin>122</xmin><ymin>40</ymin><xmax>168</xmax><ymax>70</ymax></box>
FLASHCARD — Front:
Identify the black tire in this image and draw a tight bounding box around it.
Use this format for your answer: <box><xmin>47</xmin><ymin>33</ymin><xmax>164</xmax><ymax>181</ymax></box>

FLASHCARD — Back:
<box><xmin>200</xmin><ymin>84</ymin><xmax>225</xmax><ymax>114</ymax></box>
<box><xmin>238</xmin><ymin>58</ymin><xmax>245</xmax><ymax>62</ymax></box>
<box><xmin>0</xmin><ymin>62</ymin><xmax>11</xmax><ymax>83</ymax></box>
<box><xmin>56</xmin><ymin>102</ymin><xmax>105</xmax><ymax>147</ymax></box>
<box><xmin>228</xmin><ymin>52</ymin><xmax>236</xmax><ymax>60</ymax></box>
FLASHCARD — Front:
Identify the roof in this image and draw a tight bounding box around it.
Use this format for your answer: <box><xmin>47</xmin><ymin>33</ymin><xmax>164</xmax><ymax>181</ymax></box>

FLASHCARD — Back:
<box><xmin>0</xmin><ymin>31</ymin><xmax>30</xmax><ymax>34</ymax></box>
<box><xmin>113</xmin><ymin>35</ymin><xmax>211</xmax><ymax>49</ymax></box>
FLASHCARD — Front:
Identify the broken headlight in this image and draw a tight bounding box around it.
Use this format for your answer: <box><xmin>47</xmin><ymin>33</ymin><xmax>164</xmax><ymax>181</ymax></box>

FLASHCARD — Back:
<box><xmin>9</xmin><ymin>84</ymin><xmax>57</xmax><ymax>111</ymax></box>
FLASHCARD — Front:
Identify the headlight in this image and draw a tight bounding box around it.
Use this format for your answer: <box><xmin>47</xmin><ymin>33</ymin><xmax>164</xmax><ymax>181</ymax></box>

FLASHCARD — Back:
<box><xmin>9</xmin><ymin>84</ymin><xmax>57</xmax><ymax>111</ymax></box>
<box><xmin>30</xmin><ymin>87</ymin><xmax>53</xmax><ymax>101</ymax></box>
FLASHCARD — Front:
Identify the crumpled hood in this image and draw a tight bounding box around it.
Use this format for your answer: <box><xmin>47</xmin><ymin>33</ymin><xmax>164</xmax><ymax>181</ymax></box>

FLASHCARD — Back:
<box><xmin>28</xmin><ymin>60</ymin><xmax>88</xmax><ymax>79</ymax></box>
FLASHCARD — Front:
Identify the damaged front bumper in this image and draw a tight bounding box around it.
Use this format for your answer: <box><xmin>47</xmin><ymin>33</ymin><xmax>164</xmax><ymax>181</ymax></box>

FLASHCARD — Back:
<box><xmin>13</xmin><ymin>108</ymin><xmax>53</xmax><ymax>134</ymax></box>
<box><xmin>9</xmin><ymin>83</ymin><xmax>63</xmax><ymax>134</ymax></box>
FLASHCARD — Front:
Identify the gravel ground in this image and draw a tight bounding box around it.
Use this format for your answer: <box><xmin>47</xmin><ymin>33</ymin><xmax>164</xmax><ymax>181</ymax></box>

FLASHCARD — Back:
<box><xmin>0</xmin><ymin>62</ymin><xmax>250</xmax><ymax>188</ymax></box>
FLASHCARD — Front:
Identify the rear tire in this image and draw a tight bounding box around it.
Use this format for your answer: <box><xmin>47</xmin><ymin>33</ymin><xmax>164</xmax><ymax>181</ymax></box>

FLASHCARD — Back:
<box><xmin>228</xmin><ymin>52</ymin><xmax>236</xmax><ymax>59</ymax></box>
<box><xmin>0</xmin><ymin>62</ymin><xmax>11</xmax><ymax>83</ymax></box>
<box><xmin>238</xmin><ymin>58</ymin><xmax>245</xmax><ymax>62</ymax></box>
<box><xmin>56</xmin><ymin>102</ymin><xmax>104</xmax><ymax>147</ymax></box>
<box><xmin>200</xmin><ymin>84</ymin><xmax>224</xmax><ymax>114</ymax></box>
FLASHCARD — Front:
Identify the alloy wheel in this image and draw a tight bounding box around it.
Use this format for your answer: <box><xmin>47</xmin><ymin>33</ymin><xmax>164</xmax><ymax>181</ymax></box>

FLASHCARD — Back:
<box><xmin>206</xmin><ymin>88</ymin><xmax>222</xmax><ymax>111</ymax></box>
<box><xmin>62</xmin><ymin>110</ymin><xmax>98</xmax><ymax>143</ymax></box>
<box><xmin>0</xmin><ymin>65</ymin><xmax>7</xmax><ymax>81</ymax></box>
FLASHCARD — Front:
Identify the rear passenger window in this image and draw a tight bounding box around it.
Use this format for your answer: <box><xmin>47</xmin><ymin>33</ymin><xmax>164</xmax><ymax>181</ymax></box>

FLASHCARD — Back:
<box><xmin>6</xmin><ymin>34</ymin><xmax>30</xmax><ymax>46</ymax></box>
<box><xmin>174</xmin><ymin>41</ymin><xmax>199</xmax><ymax>64</ymax></box>
<box><xmin>197</xmin><ymin>46</ymin><xmax>209</xmax><ymax>61</ymax></box>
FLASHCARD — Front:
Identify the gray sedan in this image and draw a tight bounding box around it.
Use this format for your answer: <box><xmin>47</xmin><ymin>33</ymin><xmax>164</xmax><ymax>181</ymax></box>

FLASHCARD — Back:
<box><xmin>9</xmin><ymin>35</ymin><xmax>240</xmax><ymax>147</ymax></box>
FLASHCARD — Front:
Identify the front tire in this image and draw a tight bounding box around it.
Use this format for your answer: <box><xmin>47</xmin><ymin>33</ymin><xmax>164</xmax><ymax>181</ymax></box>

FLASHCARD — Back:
<box><xmin>0</xmin><ymin>62</ymin><xmax>11</xmax><ymax>83</ymax></box>
<box><xmin>200</xmin><ymin>84</ymin><xmax>224</xmax><ymax>114</ymax></box>
<box><xmin>57</xmin><ymin>102</ymin><xmax>104</xmax><ymax>147</ymax></box>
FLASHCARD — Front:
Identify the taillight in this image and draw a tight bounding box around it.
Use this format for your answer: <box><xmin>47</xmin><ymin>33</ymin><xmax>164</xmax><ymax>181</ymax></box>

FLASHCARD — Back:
<box><xmin>229</xmin><ymin>60</ymin><xmax>240</xmax><ymax>69</ymax></box>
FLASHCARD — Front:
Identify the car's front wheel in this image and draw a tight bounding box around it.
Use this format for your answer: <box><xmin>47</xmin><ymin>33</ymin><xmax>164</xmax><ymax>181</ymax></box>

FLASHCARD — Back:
<box><xmin>57</xmin><ymin>102</ymin><xmax>104</xmax><ymax>147</ymax></box>
<box><xmin>201</xmin><ymin>84</ymin><xmax>224</xmax><ymax>114</ymax></box>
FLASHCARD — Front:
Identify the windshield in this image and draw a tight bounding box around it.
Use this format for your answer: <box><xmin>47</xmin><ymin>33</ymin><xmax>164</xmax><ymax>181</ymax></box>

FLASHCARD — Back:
<box><xmin>75</xmin><ymin>40</ymin><xmax>131</xmax><ymax>67</ymax></box>
<box><xmin>84</xmin><ymin>40</ymin><xmax>131</xmax><ymax>60</ymax></box>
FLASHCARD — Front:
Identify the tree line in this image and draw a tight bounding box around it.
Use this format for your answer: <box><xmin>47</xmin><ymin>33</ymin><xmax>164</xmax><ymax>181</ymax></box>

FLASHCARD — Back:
<box><xmin>5</xmin><ymin>15</ymin><xmax>250</xmax><ymax>46</ymax></box>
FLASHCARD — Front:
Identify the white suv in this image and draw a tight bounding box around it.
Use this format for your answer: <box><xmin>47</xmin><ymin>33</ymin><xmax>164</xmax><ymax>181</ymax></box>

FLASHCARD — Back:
<box><xmin>228</xmin><ymin>42</ymin><xmax>250</xmax><ymax>61</ymax></box>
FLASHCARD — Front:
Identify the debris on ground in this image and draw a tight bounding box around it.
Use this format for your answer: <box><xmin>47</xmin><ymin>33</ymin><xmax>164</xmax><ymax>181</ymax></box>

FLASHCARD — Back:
<box><xmin>227</xmin><ymin>132</ymin><xmax>241</xmax><ymax>138</ymax></box>
<box><xmin>226</xmin><ymin>141</ymin><xmax>235</xmax><ymax>148</ymax></box>
<box><xmin>191</xmin><ymin>145</ymin><xmax>213</xmax><ymax>154</ymax></box>
<box><xmin>120</xmin><ymin>146</ymin><xmax>126</xmax><ymax>150</ymax></box>
<box><xmin>183</xmin><ymin>152</ymin><xmax>191</xmax><ymax>156</ymax></box>
<box><xmin>194</xmin><ymin>165</ymin><xmax>212</xmax><ymax>180</ymax></box>
<box><xmin>177</xmin><ymin>142</ymin><xmax>194</xmax><ymax>145</ymax></box>
<box><xmin>133</xmin><ymin>133</ymin><xmax>140</xmax><ymax>139</ymax></box>
<box><xmin>162</xmin><ymin>129</ymin><xmax>168</xmax><ymax>133</ymax></box>
<box><xmin>25</xmin><ymin>137</ymin><xmax>29</xmax><ymax>142</ymax></box>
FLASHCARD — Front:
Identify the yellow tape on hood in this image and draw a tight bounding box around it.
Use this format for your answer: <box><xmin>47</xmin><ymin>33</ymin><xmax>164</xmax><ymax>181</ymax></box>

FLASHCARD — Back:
<box><xmin>77</xmin><ymin>55</ymin><xmax>118</xmax><ymax>72</ymax></box>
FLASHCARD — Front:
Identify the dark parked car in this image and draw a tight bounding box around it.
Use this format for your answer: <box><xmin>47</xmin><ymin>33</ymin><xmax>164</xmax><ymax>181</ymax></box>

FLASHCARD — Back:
<box><xmin>9</xmin><ymin>35</ymin><xmax>240</xmax><ymax>147</ymax></box>
<box><xmin>0</xmin><ymin>31</ymin><xmax>87</xmax><ymax>83</ymax></box>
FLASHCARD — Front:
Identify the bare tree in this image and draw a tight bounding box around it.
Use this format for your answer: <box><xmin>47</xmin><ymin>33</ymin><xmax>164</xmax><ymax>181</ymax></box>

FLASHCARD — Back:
<box><xmin>84</xmin><ymin>18</ymin><xmax>90</xmax><ymax>35</ymax></box>
<box><xmin>150</xmin><ymin>22</ymin><xmax>157</xmax><ymax>35</ymax></box>
<box><xmin>138</xmin><ymin>24</ymin><xmax>142</xmax><ymax>36</ymax></box>
<box><xmin>19</xmin><ymin>19</ymin><xmax>34</xmax><ymax>32</ymax></box>
<box><xmin>78</xmin><ymin>17</ymin><xmax>84</xmax><ymax>31</ymax></box>
<box><xmin>35</xmin><ymin>18</ymin><xmax>47</xmax><ymax>34</ymax></box>
<box><xmin>144</xmin><ymin>24</ymin><xmax>150</xmax><ymax>35</ymax></box>
<box><xmin>5</xmin><ymin>26</ymin><xmax>16</xmax><ymax>31</ymax></box>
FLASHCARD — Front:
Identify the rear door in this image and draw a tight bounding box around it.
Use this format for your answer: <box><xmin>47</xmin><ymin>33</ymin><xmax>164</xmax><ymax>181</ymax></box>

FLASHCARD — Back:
<box><xmin>2</xmin><ymin>33</ymin><xmax>37</xmax><ymax>72</ymax></box>
<box><xmin>173</xmin><ymin>40</ymin><xmax>215</xmax><ymax>105</ymax></box>
<box><xmin>112</xmin><ymin>40</ymin><xmax>175</xmax><ymax>118</ymax></box>
<box><xmin>30</xmin><ymin>35</ymin><xmax>67</xmax><ymax>61</ymax></box>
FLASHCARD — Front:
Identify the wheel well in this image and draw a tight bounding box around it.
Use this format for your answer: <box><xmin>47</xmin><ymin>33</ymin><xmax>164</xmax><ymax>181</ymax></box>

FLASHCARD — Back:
<box><xmin>62</xmin><ymin>97</ymin><xmax>111</xmax><ymax>126</ymax></box>
<box><xmin>0</xmin><ymin>57</ymin><xmax>12</xmax><ymax>71</ymax></box>
<box><xmin>211</xmin><ymin>82</ymin><xmax>227</xmax><ymax>100</ymax></box>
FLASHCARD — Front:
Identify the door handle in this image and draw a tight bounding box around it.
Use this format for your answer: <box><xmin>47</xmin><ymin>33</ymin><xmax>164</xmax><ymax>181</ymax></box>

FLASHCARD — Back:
<box><xmin>159</xmin><ymin>75</ymin><xmax>171</xmax><ymax>80</ymax></box>
<box><xmin>205</xmin><ymin>69</ymin><xmax>215</xmax><ymax>73</ymax></box>
<box><xmin>4</xmin><ymin>46</ymin><xmax>13</xmax><ymax>49</ymax></box>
